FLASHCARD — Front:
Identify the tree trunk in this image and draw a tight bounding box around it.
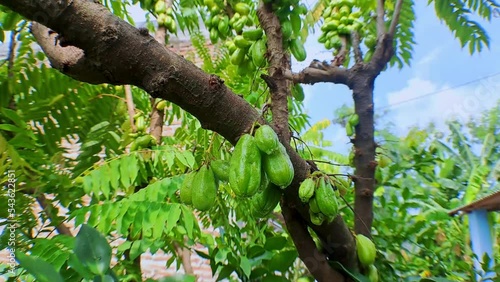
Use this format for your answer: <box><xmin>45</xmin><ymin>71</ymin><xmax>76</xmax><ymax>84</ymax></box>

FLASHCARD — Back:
<box><xmin>351</xmin><ymin>73</ymin><xmax>376</xmax><ymax>238</ymax></box>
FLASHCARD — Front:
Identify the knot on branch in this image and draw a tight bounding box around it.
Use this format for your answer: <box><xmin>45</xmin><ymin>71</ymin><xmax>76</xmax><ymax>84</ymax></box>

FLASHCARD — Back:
<box><xmin>260</xmin><ymin>74</ymin><xmax>277</xmax><ymax>92</ymax></box>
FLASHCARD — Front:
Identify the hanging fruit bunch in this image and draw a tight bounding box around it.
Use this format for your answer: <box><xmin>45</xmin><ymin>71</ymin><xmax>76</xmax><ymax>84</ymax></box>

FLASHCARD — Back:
<box><xmin>154</xmin><ymin>1</ymin><xmax>177</xmax><ymax>33</ymax></box>
<box><xmin>317</xmin><ymin>0</ymin><xmax>378</xmax><ymax>63</ymax></box>
<box><xmin>298</xmin><ymin>172</ymin><xmax>340</xmax><ymax>225</ymax></box>
<box><xmin>178</xmin><ymin>124</ymin><xmax>294</xmax><ymax>217</ymax></box>
<box><xmin>128</xmin><ymin>112</ymin><xmax>158</xmax><ymax>151</ymax></box>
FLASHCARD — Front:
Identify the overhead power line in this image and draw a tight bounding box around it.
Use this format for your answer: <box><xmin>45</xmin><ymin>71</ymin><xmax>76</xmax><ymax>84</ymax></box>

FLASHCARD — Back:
<box><xmin>377</xmin><ymin>71</ymin><xmax>500</xmax><ymax>111</ymax></box>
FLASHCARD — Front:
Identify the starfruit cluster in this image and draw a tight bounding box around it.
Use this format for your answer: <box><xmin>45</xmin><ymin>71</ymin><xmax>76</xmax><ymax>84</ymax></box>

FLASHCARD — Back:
<box><xmin>298</xmin><ymin>172</ymin><xmax>340</xmax><ymax>225</ymax></box>
<box><xmin>179</xmin><ymin>125</ymin><xmax>295</xmax><ymax>217</ymax></box>
<box><xmin>128</xmin><ymin>112</ymin><xmax>158</xmax><ymax>151</ymax></box>
<box><xmin>318</xmin><ymin>0</ymin><xmax>364</xmax><ymax>49</ymax></box>
<box><xmin>154</xmin><ymin>1</ymin><xmax>177</xmax><ymax>33</ymax></box>
<box><xmin>345</xmin><ymin>113</ymin><xmax>359</xmax><ymax>137</ymax></box>
<box><xmin>202</xmin><ymin>0</ymin><xmax>269</xmax><ymax>76</ymax></box>
<box><xmin>227</xmin><ymin>29</ymin><xmax>268</xmax><ymax>76</ymax></box>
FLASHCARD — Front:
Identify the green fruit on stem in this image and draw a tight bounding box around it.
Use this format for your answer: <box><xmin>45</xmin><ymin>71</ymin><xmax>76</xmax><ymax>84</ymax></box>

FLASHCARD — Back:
<box><xmin>281</xmin><ymin>21</ymin><xmax>293</xmax><ymax>40</ymax></box>
<box><xmin>230</xmin><ymin>48</ymin><xmax>246</xmax><ymax>65</ymax></box>
<box><xmin>154</xmin><ymin>1</ymin><xmax>166</xmax><ymax>14</ymax></box>
<box><xmin>315</xmin><ymin>177</ymin><xmax>339</xmax><ymax>218</ymax></box>
<box><xmin>243</xmin><ymin>28</ymin><xmax>264</xmax><ymax>41</ymax></box>
<box><xmin>211</xmin><ymin>159</ymin><xmax>230</xmax><ymax>181</ymax></box>
<box><xmin>367</xmin><ymin>264</ymin><xmax>379</xmax><ymax>282</ymax></box>
<box><xmin>262</xmin><ymin>142</ymin><xmax>294</xmax><ymax>188</ymax></box>
<box><xmin>298</xmin><ymin>178</ymin><xmax>315</xmax><ymax>203</ymax></box>
<box><xmin>254</xmin><ymin>125</ymin><xmax>280</xmax><ymax>155</ymax></box>
<box><xmin>309</xmin><ymin>197</ymin><xmax>320</xmax><ymax>214</ymax></box>
<box><xmin>356</xmin><ymin>234</ymin><xmax>377</xmax><ymax>267</ymax></box>
<box><xmin>290</xmin><ymin>38</ymin><xmax>307</xmax><ymax>62</ymax></box>
<box><xmin>180</xmin><ymin>172</ymin><xmax>196</xmax><ymax>204</ymax></box>
<box><xmin>234</xmin><ymin>2</ymin><xmax>250</xmax><ymax>15</ymax></box>
<box><xmin>234</xmin><ymin>35</ymin><xmax>252</xmax><ymax>49</ymax></box>
<box><xmin>250</xmin><ymin>39</ymin><xmax>267</xmax><ymax>67</ymax></box>
<box><xmin>251</xmin><ymin>183</ymin><xmax>281</xmax><ymax>218</ymax></box>
<box><xmin>192</xmin><ymin>165</ymin><xmax>217</xmax><ymax>211</ymax></box>
<box><xmin>229</xmin><ymin>134</ymin><xmax>262</xmax><ymax>197</ymax></box>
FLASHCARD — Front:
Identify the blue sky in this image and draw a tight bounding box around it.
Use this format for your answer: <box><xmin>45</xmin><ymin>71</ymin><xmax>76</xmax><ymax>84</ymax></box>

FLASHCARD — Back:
<box><xmin>295</xmin><ymin>1</ymin><xmax>500</xmax><ymax>153</ymax></box>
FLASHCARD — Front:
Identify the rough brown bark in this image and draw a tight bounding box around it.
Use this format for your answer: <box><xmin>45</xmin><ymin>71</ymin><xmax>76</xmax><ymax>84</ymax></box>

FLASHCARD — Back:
<box><xmin>349</xmin><ymin>68</ymin><xmax>377</xmax><ymax>237</ymax></box>
<box><xmin>257</xmin><ymin>1</ymin><xmax>291</xmax><ymax>141</ymax></box>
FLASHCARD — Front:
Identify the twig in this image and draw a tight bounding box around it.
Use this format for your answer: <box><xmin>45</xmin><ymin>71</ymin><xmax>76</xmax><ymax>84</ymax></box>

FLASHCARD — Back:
<box><xmin>376</xmin><ymin>0</ymin><xmax>386</xmax><ymax>37</ymax></box>
<box><xmin>351</xmin><ymin>31</ymin><xmax>363</xmax><ymax>64</ymax></box>
<box><xmin>125</xmin><ymin>85</ymin><xmax>137</xmax><ymax>132</ymax></box>
<box><xmin>309</xmin><ymin>159</ymin><xmax>351</xmax><ymax>167</ymax></box>
<box><xmin>388</xmin><ymin>0</ymin><xmax>404</xmax><ymax>37</ymax></box>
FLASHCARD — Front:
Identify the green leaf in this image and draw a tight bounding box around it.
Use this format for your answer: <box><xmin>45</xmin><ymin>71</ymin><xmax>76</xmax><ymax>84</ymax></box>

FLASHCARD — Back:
<box><xmin>68</xmin><ymin>253</ymin><xmax>95</xmax><ymax>279</ymax></box>
<box><xmin>16</xmin><ymin>252</ymin><xmax>64</xmax><ymax>282</ymax></box>
<box><xmin>264</xmin><ymin>236</ymin><xmax>288</xmax><ymax>251</ymax></box>
<box><xmin>157</xmin><ymin>275</ymin><xmax>196</xmax><ymax>282</ymax></box>
<box><xmin>240</xmin><ymin>256</ymin><xmax>251</xmax><ymax>277</ymax></box>
<box><xmin>216</xmin><ymin>265</ymin><xmax>235</xmax><ymax>281</ymax></box>
<box><xmin>74</xmin><ymin>224</ymin><xmax>112</xmax><ymax>275</ymax></box>
<box><xmin>267</xmin><ymin>250</ymin><xmax>297</xmax><ymax>273</ymax></box>
<box><xmin>90</xmin><ymin>121</ymin><xmax>110</xmax><ymax>133</ymax></box>
<box><xmin>165</xmin><ymin>204</ymin><xmax>182</xmax><ymax>234</ymax></box>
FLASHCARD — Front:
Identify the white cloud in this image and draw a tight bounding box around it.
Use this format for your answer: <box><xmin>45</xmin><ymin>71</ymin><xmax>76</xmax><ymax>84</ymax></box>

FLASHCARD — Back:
<box><xmin>384</xmin><ymin>75</ymin><xmax>500</xmax><ymax>134</ymax></box>
<box><xmin>414</xmin><ymin>47</ymin><xmax>443</xmax><ymax>77</ymax></box>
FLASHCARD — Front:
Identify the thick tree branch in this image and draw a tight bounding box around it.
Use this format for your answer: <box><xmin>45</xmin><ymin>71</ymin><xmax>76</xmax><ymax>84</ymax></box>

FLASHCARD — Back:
<box><xmin>351</xmin><ymin>32</ymin><xmax>363</xmax><ymax>64</ymax></box>
<box><xmin>3</xmin><ymin>0</ymin><xmax>260</xmax><ymax>144</ymax></box>
<box><xmin>31</xmin><ymin>23</ymin><xmax>108</xmax><ymax>84</ymax></box>
<box><xmin>388</xmin><ymin>0</ymin><xmax>404</xmax><ymax>37</ymax></box>
<box><xmin>284</xmin><ymin>66</ymin><xmax>350</xmax><ymax>85</ymax></box>
<box><xmin>281</xmin><ymin>202</ymin><xmax>345</xmax><ymax>282</ymax></box>
<box><xmin>332</xmin><ymin>36</ymin><xmax>349</xmax><ymax>67</ymax></box>
<box><xmin>368</xmin><ymin>33</ymin><xmax>395</xmax><ymax>75</ymax></box>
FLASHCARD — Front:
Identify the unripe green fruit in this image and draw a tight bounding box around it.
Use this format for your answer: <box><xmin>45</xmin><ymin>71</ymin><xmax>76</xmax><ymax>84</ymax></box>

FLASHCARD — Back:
<box><xmin>356</xmin><ymin>234</ymin><xmax>377</xmax><ymax>267</ymax></box>
<box><xmin>211</xmin><ymin>160</ymin><xmax>230</xmax><ymax>181</ymax></box>
<box><xmin>254</xmin><ymin>125</ymin><xmax>280</xmax><ymax>155</ymax></box>
<box><xmin>229</xmin><ymin>134</ymin><xmax>262</xmax><ymax>197</ymax></box>
<box><xmin>262</xmin><ymin>142</ymin><xmax>294</xmax><ymax>188</ymax></box>
<box><xmin>298</xmin><ymin>178</ymin><xmax>315</xmax><ymax>203</ymax></box>
<box><xmin>368</xmin><ymin>264</ymin><xmax>379</xmax><ymax>282</ymax></box>
<box><xmin>180</xmin><ymin>172</ymin><xmax>196</xmax><ymax>204</ymax></box>
<box><xmin>192</xmin><ymin>165</ymin><xmax>217</xmax><ymax>211</ymax></box>
<box><xmin>315</xmin><ymin>177</ymin><xmax>339</xmax><ymax>218</ymax></box>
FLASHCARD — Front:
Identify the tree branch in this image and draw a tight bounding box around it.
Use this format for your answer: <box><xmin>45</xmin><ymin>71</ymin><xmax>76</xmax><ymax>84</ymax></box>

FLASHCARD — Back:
<box><xmin>284</xmin><ymin>66</ymin><xmax>350</xmax><ymax>86</ymax></box>
<box><xmin>124</xmin><ymin>85</ymin><xmax>137</xmax><ymax>132</ymax></box>
<box><xmin>351</xmin><ymin>32</ymin><xmax>363</xmax><ymax>64</ymax></box>
<box><xmin>388</xmin><ymin>0</ymin><xmax>403</xmax><ymax>37</ymax></box>
<box><xmin>281</xmin><ymin>202</ymin><xmax>345</xmax><ymax>282</ymax></box>
<box><xmin>3</xmin><ymin>0</ymin><xmax>261</xmax><ymax>144</ymax></box>
<box><xmin>257</xmin><ymin>1</ymin><xmax>291</xmax><ymax>141</ymax></box>
<box><xmin>30</xmin><ymin>22</ymin><xmax>109</xmax><ymax>84</ymax></box>
<box><xmin>34</xmin><ymin>193</ymin><xmax>73</xmax><ymax>236</ymax></box>
<box><xmin>376</xmin><ymin>0</ymin><xmax>386</xmax><ymax>37</ymax></box>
